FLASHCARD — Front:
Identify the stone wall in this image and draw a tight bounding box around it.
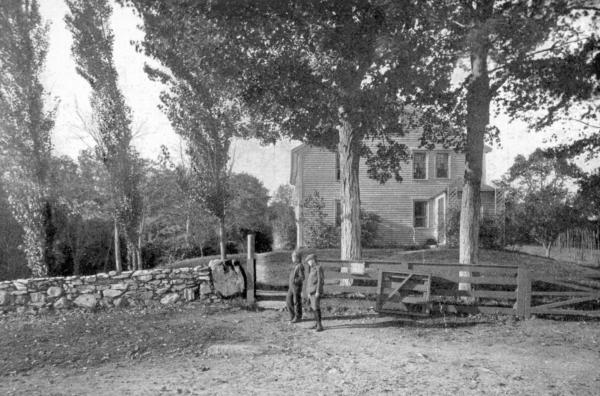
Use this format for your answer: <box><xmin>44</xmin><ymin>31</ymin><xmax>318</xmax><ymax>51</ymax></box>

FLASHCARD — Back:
<box><xmin>0</xmin><ymin>267</ymin><xmax>212</xmax><ymax>314</ymax></box>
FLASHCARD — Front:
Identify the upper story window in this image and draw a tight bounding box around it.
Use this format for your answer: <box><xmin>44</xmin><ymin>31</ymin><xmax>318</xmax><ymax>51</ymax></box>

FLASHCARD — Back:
<box><xmin>435</xmin><ymin>152</ymin><xmax>449</xmax><ymax>179</ymax></box>
<box><xmin>335</xmin><ymin>152</ymin><xmax>340</xmax><ymax>181</ymax></box>
<box><xmin>413</xmin><ymin>152</ymin><xmax>427</xmax><ymax>180</ymax></box>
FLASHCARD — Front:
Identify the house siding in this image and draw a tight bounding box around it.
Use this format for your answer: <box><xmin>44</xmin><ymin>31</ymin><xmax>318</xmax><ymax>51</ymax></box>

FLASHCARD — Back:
<box><xmin>294</xmin><ymin>130</ymin><xmax>495</xmax><ymax>247</ymax></box>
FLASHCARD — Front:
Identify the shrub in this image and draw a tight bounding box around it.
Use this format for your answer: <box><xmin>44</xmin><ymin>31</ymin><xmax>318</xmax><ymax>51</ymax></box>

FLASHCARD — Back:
<box><xmin>446</xmin><ymin>206</ymin><xmax>505</xmax><ymax>249</ymax></box>
<box><xmin>360</xmin><ymin>210</ymin><xmax>381</xmax><ymax>248</ymax></box>
<box><xmin>301</xmin><ymin>192</ymin><xmax>339</xmax><ymax>248</ymax></box>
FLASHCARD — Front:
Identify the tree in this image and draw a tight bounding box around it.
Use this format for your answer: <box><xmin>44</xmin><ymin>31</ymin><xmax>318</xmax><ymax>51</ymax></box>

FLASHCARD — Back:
<box><xmin>227</xmin><ymin>173</ymin><xmax>271</xmax><ymax>252</ymax></box>
<box><xmin>576</xmin><ymin>169</ymin><xmax>600</xmax><ymax>221</ymax></box>
<box><xmin>155</xmin><ymin>79</ymin><xmax>246</xmax><ymax>260</ymax></box>
<box><xmin>301</xmin><ymin>191</ymin><xmax>339</xmax><ymax>249</ymax></box>
<box><xmin>121</xmin><ymin>0</ymin><xmax>452</xmax><ymax>261</ymax></box>
<box><xmin>378</xmin><ymin>1</ymin><xmax>599</xmax><ymax>292</ymax></box>
<box><xmin>0</xmin><ymin>0</ymin><xmax>55</xmax><ymax>277</ymax></box>
<box><xmin>497</xmin><ymin>149</ymin><xmax>583</xmax><ymax>257</ymax></box>
<box><xmin>66</xmin><ymin>0</ymin><xmax>144</xmax><ymax>271</ymax></box>
<box><xmin>269</xmin><ymin>184</ymin><xmax>297</xmax><ymax>250</ymax></box>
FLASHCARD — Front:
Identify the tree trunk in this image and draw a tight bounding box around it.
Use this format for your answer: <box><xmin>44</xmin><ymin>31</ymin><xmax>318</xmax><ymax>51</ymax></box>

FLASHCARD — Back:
<box><xmin>544</xmin><ymin>243</ymin><xmax>552</xmax><ymax>258</ymax></box>
<box><xmin>458</xmin><ymin>29</ymin><xmax>490</xmax><ymax>292</ymax></box>
<box><xmin>337</xmin><ymin>112</ymin><xmax>362</xmax><ymax>261</ymax></box>
<box><xmin>185</xmin><ymin>214</ymin><xmax>190</xmax><ymax>248</ymax></box>
<box><xmin>114</xmin><ymin>217</ymin><xmax>122</xmax><ymax>273</ymax></box>
<box><xmin>218</xmin><ymin>217</ymin><xmax>226</xmax><ymax>260</ymax></box>
<box><xmin>42</xmin><ymin>201</ymin><xmax>55</xmax><ymax>276</ymax></box>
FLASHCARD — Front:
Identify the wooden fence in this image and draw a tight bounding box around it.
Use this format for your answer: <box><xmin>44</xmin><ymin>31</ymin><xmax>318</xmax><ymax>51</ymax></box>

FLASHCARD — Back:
<box><xmin>245</xmin><ymin>239</ymin><xmax>600</xmax><ymax>318</ymax></box>
<box><xmin>551</xmin><ymin>228</ymin><xmax>600</xmax><ymax>265</ymax></box>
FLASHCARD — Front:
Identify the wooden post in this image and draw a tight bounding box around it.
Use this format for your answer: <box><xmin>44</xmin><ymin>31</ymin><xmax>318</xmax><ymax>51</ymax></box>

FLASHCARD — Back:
<box><xmin>376</xmin><ymin>270</ymin><xmax>385</xmax><ymax>311</ymax></box>
<box><xmin>516</xmin><ymin>267</ymin><xmax>531</xmax><ymax>319</ymax></box>
<box><xmin>246</xmin><ymin>234</ymin><xmax>256</xmax><ymax>303</ymax></box>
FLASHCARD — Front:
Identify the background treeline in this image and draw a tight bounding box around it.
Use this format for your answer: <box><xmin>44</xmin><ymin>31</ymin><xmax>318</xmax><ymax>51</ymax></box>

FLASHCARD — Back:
<box><xmin>0</xmin><ymin>149</ymin><xmax>296</xmax><ymax>280</ymax></box>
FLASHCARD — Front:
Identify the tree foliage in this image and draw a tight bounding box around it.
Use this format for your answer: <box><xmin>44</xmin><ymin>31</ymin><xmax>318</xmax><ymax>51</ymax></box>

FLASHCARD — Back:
<box><xmin>121</xmin><ymin>0</ymin><xmax>456</xmax><ymax>260</ymax></box>
<box><xmin>497</xmin><ymin>149</ymin><xmax>583</xmax><ymax>257</ymax></box>
<box><xmin>66</xmin><ymin>0</ymin><xmax>144</xmax><ymax>270</ymax></box>
<box><xmin>0</xmin><ymin>0</ymin><xmax>55</xmax><ymax>276</ymax></box>
<box><xmin>269</xmin><ymin>184</ymin><xmax>296</xmax><ymax>250</ymax></box>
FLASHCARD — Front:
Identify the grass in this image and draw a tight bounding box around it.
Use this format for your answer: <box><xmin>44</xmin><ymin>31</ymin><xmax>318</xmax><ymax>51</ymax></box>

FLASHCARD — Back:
<box><xmin>165</xmin><ymin>247</ymin><xmax>599</xmax><ymax>280</ymax></box>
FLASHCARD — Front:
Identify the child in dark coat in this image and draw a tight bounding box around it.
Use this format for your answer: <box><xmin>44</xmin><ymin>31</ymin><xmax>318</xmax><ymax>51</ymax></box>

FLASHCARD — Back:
<box><xmin>286</xmin><ymin>250</ymin><xmax>305</xmax><ymax>323</ymax></box>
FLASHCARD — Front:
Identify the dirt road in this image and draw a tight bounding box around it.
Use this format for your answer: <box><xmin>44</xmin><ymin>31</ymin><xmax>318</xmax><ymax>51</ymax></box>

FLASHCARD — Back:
<box><xmin>1</xmin><ymin>300</ymin><xmax>598</xmax><ymax>395</ymax></box>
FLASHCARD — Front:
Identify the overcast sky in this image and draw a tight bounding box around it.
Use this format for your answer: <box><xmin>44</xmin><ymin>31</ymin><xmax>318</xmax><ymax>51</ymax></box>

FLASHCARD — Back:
<box><xmin>39</xmin><ymin>1</ymin><xmax>598</xmax><ymax>194</ymax></box>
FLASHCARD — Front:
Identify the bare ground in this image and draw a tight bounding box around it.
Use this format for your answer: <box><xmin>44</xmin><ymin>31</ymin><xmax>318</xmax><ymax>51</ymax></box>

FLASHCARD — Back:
<box><xmin>0</xmin><ymin>300</ymin><xmax>599</xmax><ymax>396</ymax></box>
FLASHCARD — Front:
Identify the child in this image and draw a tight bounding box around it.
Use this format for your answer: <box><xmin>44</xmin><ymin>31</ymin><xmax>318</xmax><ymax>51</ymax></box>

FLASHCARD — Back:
<box><xmin>286</xmin><ymin>250</ymin><xmax>304</xmax><ymax>323</ymax></box>
<box><xmin>305</xmin><ymin>254</ymin><xmax>324</xmax><ymax>332</ymax></box>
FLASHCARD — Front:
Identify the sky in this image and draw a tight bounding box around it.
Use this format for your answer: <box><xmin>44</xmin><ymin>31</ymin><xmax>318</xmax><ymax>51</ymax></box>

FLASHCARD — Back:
<box><xmin>39</xmin><ymin>1</ymin><xmax>598</xmax><ymax>194</ymax></box>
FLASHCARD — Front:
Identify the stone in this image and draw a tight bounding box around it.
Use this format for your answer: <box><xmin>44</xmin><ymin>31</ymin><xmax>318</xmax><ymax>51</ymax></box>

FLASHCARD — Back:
<box><xmin>156</xmin><ymin>286</ymin><xmax>171</xmax><ymax>295</ymax></box>
<box><xmin>111</xmin><ymin>283</ymin><xmax>129</xmax><ymax>290</ymax></box>
<box><xmin>96</xmin><ymin>273</ymin><xmax>109</xmax><ymax>279</ymax></box>
<box><xmin>113</xmin><ymin>297</ymin><xmax>128</xmax><ymax>308</ymax></box>
<box><xmin>160</xmin><ymin>293</ymin><xmax>180</xmax><ymax>305</ymax></box>
<box><xmin>108</xmin><ymin>271</ymin><xmax>117</xmax><ymax>276</ymax></box>
<box><xmin>184</xmin><ymin>288</ymin><xmax>197</xmax><ymax>302</ymax></box>
<box><xmin>103</xmin><ymin>289</ymin><xmax>123</xmax><ymax>298</ymax></box>
<box><xmin>112</xmin><ymin>271</ymin><xmax>132</xmax><ymax>280</ymax></box>
<box><xmin>77</xmin><ymin>285</ymin><xmax>96</xmax><ymax>293</ymax></box>
<box><xmin>171</xmin><ymin>284</ymin><xmax>188</xmax><ymax>291</ymax></box>
<box><xmin>73</xmin><ymin>294</ymin><xmax>97</xmax><ymax>309</ymax></box>
<box><xmin>136</xmin><ymin>275</ymin><xmax>153</xmax><ymax>282</ymax></box>
<box><xmin>13</xmin><ymin>281</ymin><xmax>28</xmax><ymax>291</ymax></box>
<box><xmin>82</xmin><ymin>275</ymin><xmax>97</xmax><ymax>283</ymax></box>
<box><xmin>199</xmin><ymin>282</ymin><xmax>212</xmax><ymax>297</ymax></box>
<box><xmin>47</xmin><ymin>286</ymin><xmax>63</xmax><ymax>298</ymax></box>
<box><xmin>209</xmin><ymin>259</ymin><xmax>245</xmax><ymax>298</ymax></box>
<box><xmin>29</xmin><ymin>292</ymin><xmax>46</xmax><ymax>304</ymax></box>
<box><xmin>53</xmin><ymin>297</ymin><xmax>70</xmax><ymax>309</ymax></box>
<box><xmin>132</xmin><ymin>269</ymin><xmax>151</xmax><ymax>277</ymax></box>
<box><xmin>99</xmin><ymin>297</ymin><xmax>113</xmax><ymax>308</ymax></box>
<box><xmin>138</xmin><ymin>291</ymin><xmax>154</xmax><ymax>301</ymax></box>
<box><xmin>0</xmin><ymin>290</ymin><xmax>11</xmax><ymax>305</ymax></box>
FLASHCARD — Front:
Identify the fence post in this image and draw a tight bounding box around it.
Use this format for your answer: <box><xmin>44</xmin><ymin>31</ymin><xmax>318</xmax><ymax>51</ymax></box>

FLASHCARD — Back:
<box><xmin>246</xmin><ymin>234</ymin><xmax>256</xmax><ymax>304</ymax></box>
<box><xmin>516</xmin><ymin>267</ymin><xmax>531</xmax><ymax>319</ymax></box>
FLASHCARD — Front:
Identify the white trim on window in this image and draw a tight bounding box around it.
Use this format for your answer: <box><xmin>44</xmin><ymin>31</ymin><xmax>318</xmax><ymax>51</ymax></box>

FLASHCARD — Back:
<box><xmin>412</xmin><ymin>151</ymin><xmax>428</xmax><ymax>180</ymax></box>
<box><xmin>434</xmin><ymin>151</ymin><xmax>451</xmax><ymax>179</ymax></box>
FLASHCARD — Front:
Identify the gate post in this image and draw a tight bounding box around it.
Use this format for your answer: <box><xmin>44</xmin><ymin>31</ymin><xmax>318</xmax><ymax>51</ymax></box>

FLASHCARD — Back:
<box><xmin>246</xmin><ymin>234</ymin><xmax>256</xmax><ymax>303</ymax></box>
<box><xmin>516</xmin><ymin>267</ymin><xmax>531</xmax><ymax>318</ymax></box>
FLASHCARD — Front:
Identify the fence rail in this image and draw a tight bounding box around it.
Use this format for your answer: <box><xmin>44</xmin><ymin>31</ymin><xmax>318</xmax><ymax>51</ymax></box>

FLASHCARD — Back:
<box><xmin>245</xmin><ymin>238</ymin><xmax>600</xmax><ymax>318</ymax></box>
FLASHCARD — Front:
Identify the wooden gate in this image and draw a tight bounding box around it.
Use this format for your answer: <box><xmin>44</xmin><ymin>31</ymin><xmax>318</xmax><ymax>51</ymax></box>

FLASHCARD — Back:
<box><xmin>375</xmin><ymin>271</ymin><xmax>432</xmax><ymax>316</ymax></box>
<box><xmin>526</xmin><ymin>273</ymin><xmax>600</xmax><ymax>318</ymax></box>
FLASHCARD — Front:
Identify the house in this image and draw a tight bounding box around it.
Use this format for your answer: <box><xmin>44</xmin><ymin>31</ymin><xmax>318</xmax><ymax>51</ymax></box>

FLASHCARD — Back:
<box><xmin>290</xmin><ymin>134</ymin><xmax>500</xmax><ymax>248</ymax></box>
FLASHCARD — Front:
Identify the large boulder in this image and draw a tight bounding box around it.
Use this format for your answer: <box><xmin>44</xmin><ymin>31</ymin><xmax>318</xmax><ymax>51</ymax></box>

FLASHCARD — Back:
<box><xmin>208</xmin><ymin>259</ymin><xmax>245</xmax><ymax>298</ymax></box>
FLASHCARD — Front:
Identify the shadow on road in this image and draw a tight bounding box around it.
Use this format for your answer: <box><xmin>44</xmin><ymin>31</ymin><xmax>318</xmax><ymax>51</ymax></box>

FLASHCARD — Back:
<box><xmin>320</xmin><ymin>314</ymin><xmax>493</xmax><ymax>330</ymax></box>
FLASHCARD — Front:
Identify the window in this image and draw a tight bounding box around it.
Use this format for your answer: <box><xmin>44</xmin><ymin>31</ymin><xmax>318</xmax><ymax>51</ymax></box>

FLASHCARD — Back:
<box><xmin>413</xmin><ymin>152</ymin><xmax>427</xmax><ymax>180</ymax></box>
<box><xmin>414</xmin><ymin>201</ymin><xmax>428</xmax><ymax>228</ymax></box>
<box><xmin>335</xmin><ymin>152</ymin><xmax>340</xmax><ymax>181</ymax></box>
<box><xmin>335</xmin><ymin>200</ymin><xmax>342</xmax><ymax>226</ymax></box>
<box><xmin>435</xmin><ymin>153</ymin><xmax>449</xmax><ymax>178</ymax></box>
